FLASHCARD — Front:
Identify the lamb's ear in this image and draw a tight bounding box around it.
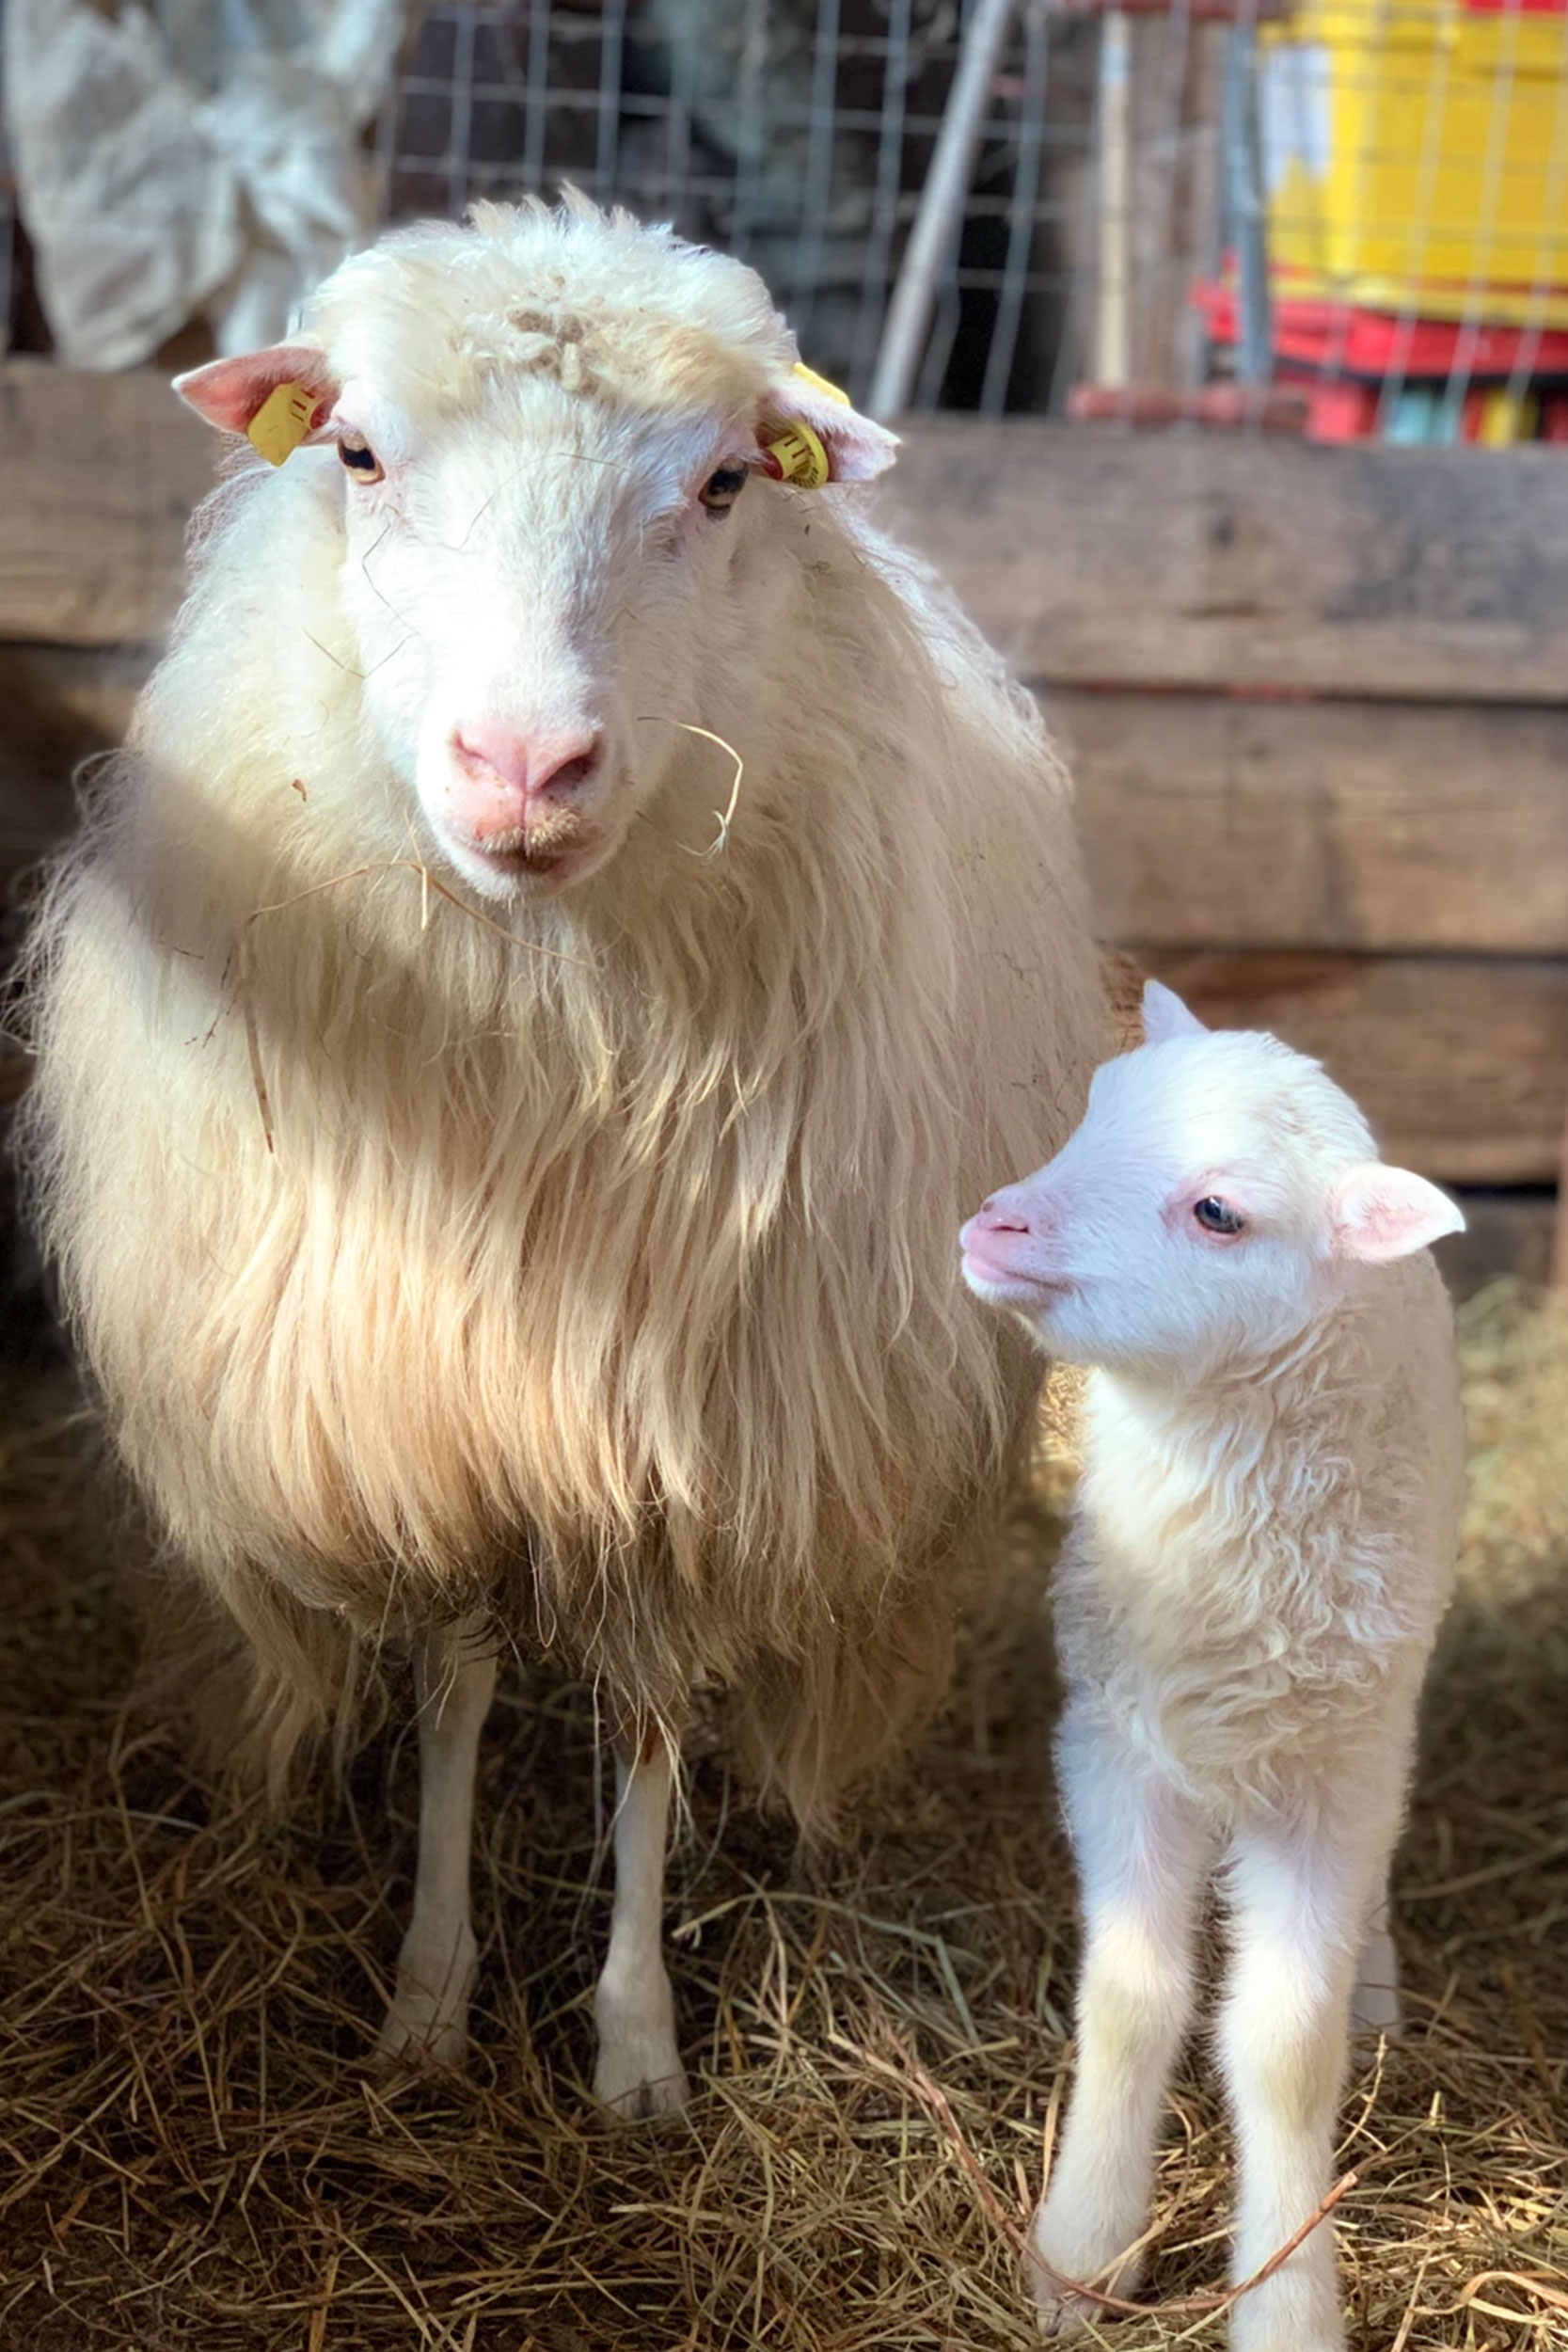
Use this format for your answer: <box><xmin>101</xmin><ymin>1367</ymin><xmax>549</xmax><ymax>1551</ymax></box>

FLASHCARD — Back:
<box><xmin>1141</xmin><ymin>977</ymin><xmax>1209</xmax><ymax>1046</ymax></box>
<box><xmin>1329</xmin><ymin>1163</ymin><xmax>1465</xmax><ymax>1263</ymax></box>
<box><xmin>173</xmin><ymin>344</ymin><xmax>338</xmax><ymax>464</ymax></box>
<box><xmin>758</xmin><ymin>361</ymin><xmax>898</xmax><ymax>485</ymax></box>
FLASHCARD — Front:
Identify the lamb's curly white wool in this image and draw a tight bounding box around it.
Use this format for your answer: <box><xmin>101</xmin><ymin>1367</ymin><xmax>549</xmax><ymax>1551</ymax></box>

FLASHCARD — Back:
<box><xmin>961</xmin><ymin>979</ymin><xmax>1465</xmax><ymax>2352</ymax></box>
<box><xmin>20</xmin><ymin>198</ymin><xmax>1107</xmax><ymax>2110</ymax></box>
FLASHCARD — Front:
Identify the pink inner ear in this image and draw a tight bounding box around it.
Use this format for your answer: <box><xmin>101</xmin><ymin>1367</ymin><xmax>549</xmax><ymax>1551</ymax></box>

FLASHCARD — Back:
<box><xmin>763</xmin><ymin>380</ymin><xmax>899</xmax><ymax>483</ymax></box>
<box><xmin>173</xmin><ymin>344</ymin><xmax>337</xmax><ymax>437</ymax></box>
<box><xmin>1332</xmin><ymin>1164</ymin><xmax>1464</xmax><ymax>1263</ymax></box>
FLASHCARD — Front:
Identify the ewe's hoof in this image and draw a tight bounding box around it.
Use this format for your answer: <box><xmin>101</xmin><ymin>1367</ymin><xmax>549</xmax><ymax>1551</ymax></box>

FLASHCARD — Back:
<box><xmin>375</xmin><ymin>1931</ymin><xmax>477</xmax><ymax>2074</ymax></box>
<box><xmin>592</xmin><ymin>2032</ymin><xmax>690</xmax><ymax>2126</ymax></box>
<box><xmin>593</xmin><ymin>2031</ymin><xmax>689</xmax><ymax>2119</ymax></box>
<box><xmin>375</xmin><ymin>1979</ymin><xmax>470</xmax><ymax>2074</ymax></box>
<box><xmin>594</xmin><ymin>1963</ymin><xmax>688</xmax><ymax>2119</ymax></box>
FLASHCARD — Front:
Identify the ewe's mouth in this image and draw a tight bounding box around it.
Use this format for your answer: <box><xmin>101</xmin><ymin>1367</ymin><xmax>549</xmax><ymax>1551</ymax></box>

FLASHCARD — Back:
<box><xmin>473</xmin><ymin>840</ymin><xmax>577</xmax><ymax>879</ymax></box>
<box><xmin>443</xmin><ymin>810</ymin><xmax>603</xmax><ymax>895</ymax></box>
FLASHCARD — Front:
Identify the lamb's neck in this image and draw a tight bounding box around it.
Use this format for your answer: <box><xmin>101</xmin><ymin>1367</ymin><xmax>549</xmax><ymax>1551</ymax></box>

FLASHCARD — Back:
<box><xmin>1087</xmin><ymin>1307</ymin><xmax>1359</xmax><ymax>1453</ymax></box>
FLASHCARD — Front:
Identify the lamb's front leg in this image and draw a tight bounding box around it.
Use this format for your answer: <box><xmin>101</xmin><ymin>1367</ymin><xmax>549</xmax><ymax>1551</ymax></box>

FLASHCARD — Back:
<box><xmin>593</xmin><ymin>1726</ymin><xmax>689</xmax><ymax>2118</ymax></box>
<box><xmin>1030</xmin><ymin>1709</ymin><xmax>1212</xmax><ymax>2335</ymax></box>
<box><xmin>1350</xmin><ymin>1885</ymin><xmax>1402</xmax><ymax>2042</ymax></box>
<box><xmin>1219</xmin><ymin>1794</ymin><xmax>1402</xmax><ymax>2352</ymax></box>
<box><xmin>377</xmin><ymin>1613</ymin><xmax>497</xmax><ymax>2072</ymax></box>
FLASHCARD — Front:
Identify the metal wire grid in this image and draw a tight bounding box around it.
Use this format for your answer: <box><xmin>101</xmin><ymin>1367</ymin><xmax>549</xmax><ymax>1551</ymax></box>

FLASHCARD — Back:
<box><xmin>0</xmin><ymin>104</ymin><xmax>14</xmax><ymax>357</ymax></box>
<box><xmin>378</xmin><ymin>0</ymin><xmax>1568</xmax><ymax>436</ymax></box>
<box><xmin>1249</xmin><ymin>5</ymin><xmax>1568</xmax><ymax>434</ymax></box>
<box><xmin>380</xmin><ymin>1</ymin><xmax>1107</xmax><ymax>414</ymax></box>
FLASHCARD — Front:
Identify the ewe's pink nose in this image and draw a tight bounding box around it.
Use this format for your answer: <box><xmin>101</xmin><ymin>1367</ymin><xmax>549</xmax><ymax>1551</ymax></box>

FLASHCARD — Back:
<box><xmin>451</xmin><ymin>723</ymin><xmax>603</xmax><ymax>837</ymax></box>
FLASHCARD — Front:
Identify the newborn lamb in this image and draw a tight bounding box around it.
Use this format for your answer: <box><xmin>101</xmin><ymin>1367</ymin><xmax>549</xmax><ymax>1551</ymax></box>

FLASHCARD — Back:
<box><xmin>960</xmin><ymin>978</ymin><xmax>1466</xmax><ymax>2352</ymax></box>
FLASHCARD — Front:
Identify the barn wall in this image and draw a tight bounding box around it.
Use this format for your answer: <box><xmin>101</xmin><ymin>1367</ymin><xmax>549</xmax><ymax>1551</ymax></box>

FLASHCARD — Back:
<box><xmin>3</xmin><ymin>362</ymin><xmax>1565</xmax><ymax>1246</ymax></box>
<box><xmin>879</xmin><ymin>421</ymin><xmax>1568</xmax><ymax>1205</ymax></box>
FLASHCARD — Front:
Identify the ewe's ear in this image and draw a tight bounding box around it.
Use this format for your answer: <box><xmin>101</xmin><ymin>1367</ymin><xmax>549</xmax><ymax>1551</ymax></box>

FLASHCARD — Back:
<box><xmin>1329</xmin><ymin>1163</ymin><xmax>1465</xmax><ymax>1263</ymax></box>
<box><xmin>758</xmin><ymin>361</ymin><xmax>898</xmax><ymax>485</ymax></box>
<box><xmin>174</xmin><ymin>344</ymin><xmax>339</xmax><ymax>464</ymax></box>
<box><xmin>1141</xmin><ymin>977</ymin><xmax>1209</xmax><ymax>1046</ymax></box>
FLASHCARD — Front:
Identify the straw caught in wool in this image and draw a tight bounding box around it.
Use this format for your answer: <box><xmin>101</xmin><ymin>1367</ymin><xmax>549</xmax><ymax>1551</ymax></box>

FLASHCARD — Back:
<box><xmin>636</xmin><ymin>716</ymin><xmax>747</xmax><ymax>858</ymax></box>
<box><xmin>237</xmin><ymin>857</ymin><xmax>593</xmax><ymax>1149</ymax></box>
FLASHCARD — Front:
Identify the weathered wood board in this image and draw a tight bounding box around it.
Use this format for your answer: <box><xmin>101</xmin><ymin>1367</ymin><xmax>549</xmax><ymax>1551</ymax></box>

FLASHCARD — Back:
<box><xmin>0</xmin><ymin>363</ymin><xmax>214</xmax><ymax>647</ymax></box>
<box><xmin>1053</xmin><ymin>691</ymin><xmax>1568</xmax><ymax>955</ymax></box>
<box><xmin>1</xmin><ymin>364</ymin><xmax>1564</xmax><ymax>1194</ymax></box>
<box><xmin>8</xmin><ymin>364</ymin><xmax>1568</xmax><ymax>705</ymax></box>
<box><xmin>1140</xmin><ymin>950</ymin><xmax>1568</xmax><ymax>1184</ymax></box>
<box><xmin>884</xmin><ymin>422</ymin><xmax>1568</xmax><ymax>702</ymax></box>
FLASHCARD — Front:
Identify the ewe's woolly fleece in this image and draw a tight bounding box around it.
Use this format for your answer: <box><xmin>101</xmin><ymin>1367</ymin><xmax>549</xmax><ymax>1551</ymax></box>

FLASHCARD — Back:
<box><xmin>22</xmin><ymin>200</ymin><xmax>1107</xmax><ymax>1820</ymax></box>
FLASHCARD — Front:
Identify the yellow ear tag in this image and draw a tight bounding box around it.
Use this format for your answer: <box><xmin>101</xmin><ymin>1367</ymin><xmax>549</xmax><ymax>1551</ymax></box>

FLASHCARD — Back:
<box><xmin>247</xmin><ymin>380</ymin><xmax>318</xmax><ymax>467</ymax></box>
<box><xmin>764</xmin><ymin>420</ymin><xmax>832</xmax><ymax>488</ymax></box>
<box><xmin>790</xmin><ymin>360</ymin><xmax>851</xmax><ymax>407</ymax></box>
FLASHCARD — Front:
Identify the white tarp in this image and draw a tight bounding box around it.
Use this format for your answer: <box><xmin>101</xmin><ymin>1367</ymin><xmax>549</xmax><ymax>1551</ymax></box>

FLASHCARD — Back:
<box><xmin>2</xmin><ymin>0</ymin><xmax>409</xmax><ymax>368</ymax></box>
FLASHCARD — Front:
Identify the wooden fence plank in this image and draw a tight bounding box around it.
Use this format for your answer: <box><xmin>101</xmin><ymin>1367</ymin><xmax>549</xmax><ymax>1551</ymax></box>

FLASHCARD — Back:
<box><xmin>1053</xmin><ymin>690</ymin><xmax>1568</xmax><ymax>954</ymax></box>
<box><xmin>0</xmin><ymin>362</ymin><xmax>213</xmax><ymax>646</ymax></box>
<box><xmin>882</xmin><ymin>421</ymin><xmax>1568</xmax><ymax>701</ymax></box>
<box><xmin>8</xmin><ymin>364</ymin><xmax>1568</xmax><ymax>705</ymax></box>
<box><xmin>1137</xmin><ymin>950</ymin><xmax>1568</xmax><ymax>1184</ymax></box>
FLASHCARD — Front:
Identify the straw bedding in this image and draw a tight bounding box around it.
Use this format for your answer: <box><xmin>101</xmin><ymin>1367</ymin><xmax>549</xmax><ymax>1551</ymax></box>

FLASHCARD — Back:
<box><xmin>0</xmin><ymin>1282</ymin><xmax>1562</xmax><ymax>2350</ymax></box>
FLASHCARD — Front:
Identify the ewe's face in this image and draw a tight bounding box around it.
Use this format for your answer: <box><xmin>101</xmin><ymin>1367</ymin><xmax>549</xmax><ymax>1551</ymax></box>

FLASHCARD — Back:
<box><xmin>326</xmin><ymin>377</ymin><xmax>764</xmax><ymax>901</ymax></box>
<box><xmin>177</xmin><ymin>313</ymin><xmax>894</xmax><ymax>904</ymax></box>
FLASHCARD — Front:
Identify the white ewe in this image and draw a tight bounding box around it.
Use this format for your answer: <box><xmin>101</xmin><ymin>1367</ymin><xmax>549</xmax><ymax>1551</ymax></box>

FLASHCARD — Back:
<box><xmin>961</xmin><ymin>979</ymin><xmax>1465</xmax><ymax>2352</ymax></box>
<box><xmin>21</xmin><ymin>198</ymin><xmax>1107</xmax><ymax>2111</ymax></box>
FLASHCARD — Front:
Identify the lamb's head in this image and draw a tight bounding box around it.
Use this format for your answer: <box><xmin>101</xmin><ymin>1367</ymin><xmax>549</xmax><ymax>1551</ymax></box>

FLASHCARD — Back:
<box><xmin>960</xmin><ymin>979</ymin><xmax>1464</xmax><ymax>1375</ymax></box>
<box><xmin>175</xmin><ymin>199</ymin><xmax>895</xmax><ymax>901</ymax></box>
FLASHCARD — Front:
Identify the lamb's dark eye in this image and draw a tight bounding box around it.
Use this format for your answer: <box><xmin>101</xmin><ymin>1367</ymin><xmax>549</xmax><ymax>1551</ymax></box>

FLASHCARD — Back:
<box><xmin>699</xmin><ymin>464</ymin><xmax>749</xmax><ymax>514</ymax></box>
<box><xmin>1194</xmin><ymin>1197</ymin><xmax>1245</xmax><ymax>1236</ymax></box>
<box><xmin>339</xmin><ymin>434</ymin><xmax>384</xmax><ymax>484</ymax></box>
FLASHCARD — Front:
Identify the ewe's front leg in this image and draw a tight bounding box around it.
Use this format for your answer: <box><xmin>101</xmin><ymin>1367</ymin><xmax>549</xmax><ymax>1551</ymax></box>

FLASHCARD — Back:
<box><xmin>593</xmin><ymin>1727</ymin><xmax>689</xmax><ymax>2119</ymax></box>
<box><xmin>377</xmin><ymin>1615</ymin><xmax>497</xmax><ymax>2072</ymax></box>
<box><xmin>1219</xmin><ymin>1802</ymin><xmax>1401</xmax><ymax>2352</ymax></box>
<box><xmin>1029</xmin><ymin>1714</ymin><xmax>1212</xmax><ymax>2335</ymax></box>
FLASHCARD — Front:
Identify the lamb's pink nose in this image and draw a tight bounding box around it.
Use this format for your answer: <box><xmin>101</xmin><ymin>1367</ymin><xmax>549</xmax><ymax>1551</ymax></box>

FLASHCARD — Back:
<box><xmin>972</xmin><ymin>1189</ymin><xmax>1044</xmax><ymax>1238</ymax></box>
<box><xmin>452</xmin><ymin>723</ymin><xmax>603</xmax><ymax>837</ymax></box>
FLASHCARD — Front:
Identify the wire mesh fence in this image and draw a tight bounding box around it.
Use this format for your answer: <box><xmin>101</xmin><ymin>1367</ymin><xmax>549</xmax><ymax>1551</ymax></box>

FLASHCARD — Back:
<box><xmin>376</xmin><ymin>0</ymin><xmax>1568</xmax><ymax>438</ymax></box>
<box><xmin>379</xmin><ymin>1</ymin><xmax>1105</xmax><ymax>413</ymax></box>
<box><xmin>2</xmin><ymin>0</ymin><xmax>1566</xmax><ymax>436</ymax></box>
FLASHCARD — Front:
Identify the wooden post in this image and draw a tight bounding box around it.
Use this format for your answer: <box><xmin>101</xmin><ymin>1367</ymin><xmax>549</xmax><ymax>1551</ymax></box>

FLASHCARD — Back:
<box><xmin>1550</xmin><ymin>1101</ymin><xmax>1568</xmax><ymax>1289</ymax></box>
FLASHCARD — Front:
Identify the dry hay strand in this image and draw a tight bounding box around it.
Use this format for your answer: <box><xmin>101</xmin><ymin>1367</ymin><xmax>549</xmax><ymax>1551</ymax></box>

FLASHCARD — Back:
<box><xmin>0</xmin><ymin>1281</ymin><xmax>1563</xmax><ymax>2350</ymax></box>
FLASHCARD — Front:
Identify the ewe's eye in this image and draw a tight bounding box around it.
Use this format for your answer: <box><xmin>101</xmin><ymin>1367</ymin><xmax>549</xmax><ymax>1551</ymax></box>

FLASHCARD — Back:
<box><xmin>338</xmin><ymin>433</ymin><xmax>384</xmax><ymax>485</ymax></box>
<box><xmin>699</xmin><ymin>464</ymin><xmax>749</xmax><ymax>515</ymax></box>
<box><xmin>1194</xmin><ymin>1197</ymin><xmax>1246</xmax><ymax>1237</ymax></box>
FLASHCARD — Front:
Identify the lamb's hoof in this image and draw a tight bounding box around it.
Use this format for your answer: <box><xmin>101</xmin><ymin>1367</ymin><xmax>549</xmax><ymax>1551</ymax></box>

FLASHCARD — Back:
<box><xmin>1349</xmin><ymin>1976</ymin><xmax>1404</xmax><ymax>2043</ymax></box>
<box><xmin>1351</xmin><ymin>1924</ymin><xmax>1403</xmax><ymax>2044</ymax></box>
<box><xmin>1030</xmin><ymin>2270</ymin><xmax>1104</xmax><ymax>2341</ymax></box>
<box><xmin>1027</xmin><ymin>2209</ymin><xmax>1138</xmax><ymax>2338</ymax></box>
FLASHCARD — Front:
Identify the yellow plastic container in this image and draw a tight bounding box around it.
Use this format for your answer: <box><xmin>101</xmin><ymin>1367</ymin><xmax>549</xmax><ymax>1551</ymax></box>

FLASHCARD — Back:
<box><xmin>1260</xmin><ymin>0</ymin><xmax>1568</xmax><ymax>326</ymax></box>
